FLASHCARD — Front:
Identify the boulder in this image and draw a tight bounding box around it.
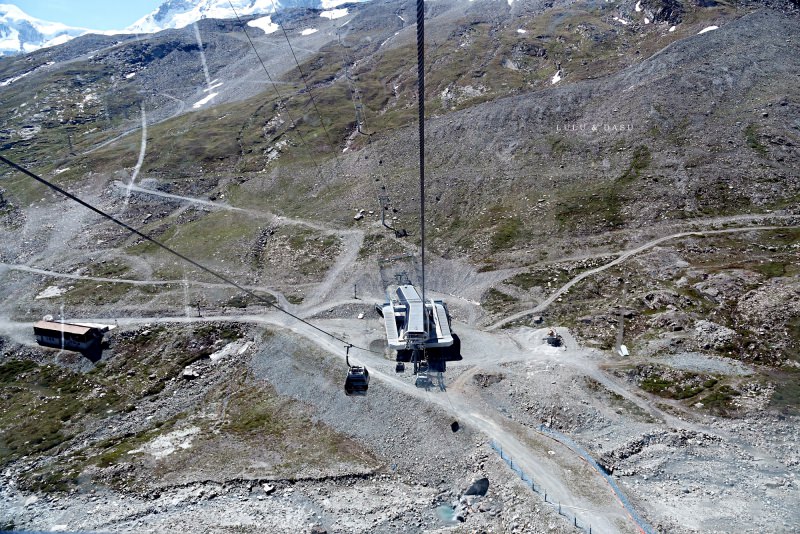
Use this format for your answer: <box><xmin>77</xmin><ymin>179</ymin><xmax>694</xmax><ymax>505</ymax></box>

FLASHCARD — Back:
<box><xmin>464</xmin><ymin>477</ymin><xmax>489</xmax><ymax>496</ymax></box>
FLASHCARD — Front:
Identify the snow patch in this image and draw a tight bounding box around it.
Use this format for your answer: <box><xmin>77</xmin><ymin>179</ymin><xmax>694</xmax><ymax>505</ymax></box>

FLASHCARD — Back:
<box><xmin>130</xmin><ymin>427</ymin><xmax>200</xmax><ymax>460</ymax></box>
<box><xmin>635</xmin><ymin>1</ymin><xmax>642</xmax><ymax>11</ymax></box>
<box><xmin>41</xmin><ymin>34</ymin><xmax>74</xmax><ymax>48</ymax></box>
<box><xmin>18</xmin><ymin>124</ymin><xmax>40</xmax><ymax>140</ymax></box>
<box><xmin>0</xmin><ymin>70</ymin><xmax>32</xmax><ymax>87</ymax></box>
<box><xmin>321</xmin><ymin>8</ymin><xmax>349</xmax><ymax>20</ymax></box>
<box><xmin>193</xmin><ymin>93</ymin><xmax>218</xmax><ymax>109</ymax></box>
<box><xmin>551</xmin><ymin>70</ymin><xmax>562</xmax><ymax>84</ymax></box>
<box><xmin>698</xmin><ymin>25</ymin><xmax>718</xmax><ymax>34</ymax></box>
<box><xmin>125</xmin><ymin>72</ymin><xmax>136</xmax><ymax>79</ymax></box>
<box><xmin>248</xmin><ymin>15</ymin><xmax>279</xmax><ymax>35</ymax></box>
<box><xmin>517</xmin><ymin>29</ymin><xmax>527</xmax><ymax>34</ymax></box>
<box><xmin>669</xmin><ymin>25</ymin><xmax>676</xmax><ymax>32</ymax></box>
<box><xmin>614</xmin><ymin>17</ymin><xmax>630</xmax><ymax>26</ymax></box>
<box><xmin>644</xmin><ymin>17</ymin><xmax>651</xmax><ymax>24</ymax></box>
<box><xmin>208</xmin><ymin>341</ymin><xmax>252</xmax><ymax>363</ymax></box>
<box><xmin>35</xmin><ymin>286</ymin><xmax>69</xmax><ymax>300</ymax></box>
<box><xmin>206</xmin><ymin>81</ymin><xmax>224</xmax><ymax>92</ymax></box>
<box><xmin>300</xmin><ymin>28</ymin><xmax>318</xmax><ymax>36</ymax></box>
<box><xmin>54</xmin><ymin>167</ymin><xmax>70</xmax><ymax>175</ymax></box>
<box><xmin>129</xmin><ymin>0</ymin><xmax>276</xmax><ymax>33</ymax></box>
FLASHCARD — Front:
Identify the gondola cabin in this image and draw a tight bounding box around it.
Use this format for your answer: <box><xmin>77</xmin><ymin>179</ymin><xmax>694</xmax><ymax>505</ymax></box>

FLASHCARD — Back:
<box><xmin>344</xmin><ymin>365</ymin><xmax>370</xmax><ymax>396</ymax></box>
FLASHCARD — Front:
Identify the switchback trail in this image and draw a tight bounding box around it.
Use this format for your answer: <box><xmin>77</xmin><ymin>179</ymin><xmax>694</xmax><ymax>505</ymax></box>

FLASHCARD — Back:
<box><xmin>488</xmin><ymin>224</ymin><xmax>799</xmax><ymax>330</ymax></box>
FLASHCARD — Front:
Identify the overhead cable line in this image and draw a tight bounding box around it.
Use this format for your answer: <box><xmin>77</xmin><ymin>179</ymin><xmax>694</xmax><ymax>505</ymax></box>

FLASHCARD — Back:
<box><xmin>0</xmin><ymin>155</ymin><xmax>381</xmax><ymax>356</ymax></box>
<box><xmin>226</xmin><ymin>1</ymin><xmax>327</xmax><ymax>182</ymax></box>
<box><xmin>268</xmin><ymin>0</ymin><xmax>342</xmax><ymax>161</ymax></box>
<box><xmin>336</xmin><ymin>29</ymin><xmax>371</xmax><ymax>137</ymax></box>
<box><xmin>415</xmin><ymin>0</ymin><xmax>427</xmax><ymax>302</ymax></box>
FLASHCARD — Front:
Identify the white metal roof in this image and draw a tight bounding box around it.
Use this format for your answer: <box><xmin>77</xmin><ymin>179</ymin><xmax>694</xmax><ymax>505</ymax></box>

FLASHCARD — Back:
<box><xmin>396</xmin><ymin>285</ymin><xmax>425</xmax><ymax>337</ymax></box>
<box><xmin>33</xmin><ymin>320</ymin><xmax>93</xmax><ymax>336</ymax></box>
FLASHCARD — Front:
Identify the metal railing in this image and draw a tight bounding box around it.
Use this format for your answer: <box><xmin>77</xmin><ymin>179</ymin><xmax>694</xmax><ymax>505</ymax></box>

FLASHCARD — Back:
<box><xmin>537</xmin><ymin>425</ymin><xmax>656</xmax><ymax>534</ymax></box>
<box><xmin>490</xmin><ymin>428</ymin><xmax>657</xmax><ymax>534</ymax></box>
<box><xmin>490</xmin><ymin>440</ymin><xmax>593</xmax><ymax>533</ymax></box>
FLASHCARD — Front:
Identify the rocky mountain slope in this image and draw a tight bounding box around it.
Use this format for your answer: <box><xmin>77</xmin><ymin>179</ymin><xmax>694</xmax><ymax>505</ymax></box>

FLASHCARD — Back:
<box><xmin>0</xmin><ymin>0</ymin><xmax>799</xmax><ymax>532</ymax></box>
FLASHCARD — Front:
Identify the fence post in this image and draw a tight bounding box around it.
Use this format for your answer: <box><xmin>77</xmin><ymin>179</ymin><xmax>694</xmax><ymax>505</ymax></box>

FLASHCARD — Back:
<box><xmin>574</xmin><ymin>516</ymin><xmax>577</xmax><ymax>527</ymax></box>
<box><xmin>559</xmin><ymin>502</ymin><xmax>561</xmax><ymax>515</ymax></box>
<box><xmin>544</xmin><ymin>492</ymin><xmax>547</xmax><ymax>502</ymax></box>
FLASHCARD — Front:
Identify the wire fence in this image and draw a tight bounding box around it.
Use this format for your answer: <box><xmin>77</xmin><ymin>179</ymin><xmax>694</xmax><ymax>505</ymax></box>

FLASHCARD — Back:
<box><xmin>490</xmin><ymin>428</ymin><xmax>657</xmax><ymax>534</ymax></box>
<box><xmin>536</xmin><ymin>425</ymin><xmax>656</xmax><ymax>534</ymax></box>
<box><xmin>490</xmin><ymin>440</ymin><xmax>593</xmax><ymax>533</ymax></box>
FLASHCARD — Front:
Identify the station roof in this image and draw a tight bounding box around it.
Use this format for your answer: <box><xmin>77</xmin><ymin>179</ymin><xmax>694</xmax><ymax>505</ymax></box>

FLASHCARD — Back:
<box><xmin>33</xmin><ymin>320</ymin><xmax>94</xmax><ymax>336</ymax></box>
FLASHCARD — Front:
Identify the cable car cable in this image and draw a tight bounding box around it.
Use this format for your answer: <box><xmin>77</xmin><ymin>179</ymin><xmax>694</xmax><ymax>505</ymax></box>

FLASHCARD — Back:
<box><xmin>226</xmin><ymin>1</ymin><xmax>328</xmax><ymax>184</ymax></box>
<box><xmin>336</xmin><ymin>30</ymin><xmax>370</xmax><ymax>137</ymax></box>
<box><xmin>0</xmin><ymin>155</ymin><xmax>381</xmax><ymax>356</ymax></box>
<box><xmin>415</xmin><ymin>0</ymin><xmax>426</xmax><ymax>303</ymax></box>
<box><xmin>267</xmin><ymin>0</ymin><xmax>342</xmax><ymax>161</ymax></box>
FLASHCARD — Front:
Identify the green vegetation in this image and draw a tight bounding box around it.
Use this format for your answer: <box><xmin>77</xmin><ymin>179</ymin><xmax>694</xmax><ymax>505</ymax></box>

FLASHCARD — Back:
<box><xmin>482</xmin><ymin>287</ymin><xmax>519</xmax><ymax>314</ymax></box>
<box><xmin>507</xmin><ymin>271</ymin><xmax>542</xmax><ymax>291</ymax></box>
<box><xmin>750</xmin><ymin>261</ymin><xmax>791</xmax><ymax>278</ymax></box>
<box><xmin>556</xmin><ymin>181</ymin><xmax>625</xmax><ymax>230</ymax></box>
<box><xmin>62</xmin><ymin>278</ymin><xmax>161</xmax><ymax>305</ymax></box>
<box><xmin>167</xmin><ymin>211</ymin><xmax>259</xmax><ymax>259</ymax></box>
<box><xmin>641</xmin><ymin>375</ymin><xmax>704</xmax><ymax>400</ymax></box>
<box><xmin>744</xmin><ymin>123</ymin><xmax>767</xmax><ymax>156</ymax></box>
<box><xmin>770</xmin><ymin>368</ymin><xmax>800</xmax><ymax>415</ymax></box>
<box><xmin>0</xmin><ymin>360</ymin><xmax>125</xmax><ymax>464</ymax></box>
<box><xmin>637</xmin><ymin>365</ymin><xmax>724</xmax><ymax>401</ymax></box>
<box><xmin>198</xmin><ymin>381</ymin><xmax>376</xmax><ymax>476</ymax></box>
<box><xmin>225</xmin><ymin>391</ymin><xmax>287</xmax><ymax>435</ymax></box>
<box><xmin>491</xmin><ymin>217</ymin><xmax>522</xmax><ymax>251</ymax></box>
<box><xmin>287</xmin><ymin>228</ymin><xmax>339</xmax><ymax>276</ymax></box>
<box><xmin>287</xmin><ymin>295</ymin><xmax>305</xmax><ymax>305</ymax></box>
<box><xmin>698</xmin><ymin>385</ymin><xmax>740</xmax><ymax>414</ymax></box>
<box><xmin>87</xmin><ymin>260</ymin><xmax>132</xmax><ymax>279</ymax></box>
<box><xmin>621</xmin><ymin>145</ymin><xmax>651</xmax><ymax>182</ymax></box>
<box><xmin>506</xmin><ymin>261</ymin><xmax>588</xmax><ymax>291</ymax></box>
<box><xmin>0</xmin><ymin>359</ymin><xmax>37</xmax><ymax>381</ymax></box>
<box><xmin>556</xmin><ymin>144</ymin><xmax>652</xmax><ymax>231</ymax></box>
<box><xmin>194</xmin><ymin>324</ymin><xmax>241</xmax><ymax>343</ymax></box>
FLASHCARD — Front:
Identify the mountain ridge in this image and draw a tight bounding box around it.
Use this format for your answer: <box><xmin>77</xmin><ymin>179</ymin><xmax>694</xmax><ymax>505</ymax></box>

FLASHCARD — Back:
<box><xmin>0</xmin><ymin>3</ymin><xmax>95</xmax><ymax>55</ymax></box>
<box><xmin>0</xmin><ymin>0</ymin><xmax>366</xmax><ymax>56</ymax></box>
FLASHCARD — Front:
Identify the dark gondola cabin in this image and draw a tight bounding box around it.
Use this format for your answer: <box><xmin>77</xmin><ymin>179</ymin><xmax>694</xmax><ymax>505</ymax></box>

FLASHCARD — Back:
<box><xmin>344</xmin><ymin>365</ymin><xmax>370</xmax><ymax>396</ymax></box>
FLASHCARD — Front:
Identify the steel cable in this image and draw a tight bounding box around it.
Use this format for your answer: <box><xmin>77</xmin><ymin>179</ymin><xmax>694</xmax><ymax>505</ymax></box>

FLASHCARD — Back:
<box><xmin>0</xmin><ymin>155</ymin><xmax>381</xmax><ymax>356</ymax></box>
